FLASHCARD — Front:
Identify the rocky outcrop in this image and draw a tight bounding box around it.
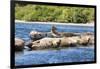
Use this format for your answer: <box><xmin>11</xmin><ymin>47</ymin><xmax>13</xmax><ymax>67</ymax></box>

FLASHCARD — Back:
<box><xmin>15</xmin><ymin>38</ymin><xmax>24</xmax><ymax>51</ymax></box>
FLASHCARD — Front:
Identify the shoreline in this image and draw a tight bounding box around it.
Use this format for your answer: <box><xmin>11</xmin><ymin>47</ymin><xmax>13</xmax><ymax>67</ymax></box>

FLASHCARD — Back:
<box><xmin>15</xmin><ymin>20</ymin><xmax>94</xmax><ymax>27</ymax></box>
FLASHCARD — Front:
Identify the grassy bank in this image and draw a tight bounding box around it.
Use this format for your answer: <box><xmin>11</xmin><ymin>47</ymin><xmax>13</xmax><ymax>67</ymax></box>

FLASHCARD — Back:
<box><xmin>15</xmin><ymin>3</ymin><xmax>94</xmax><ymax>23</ymax></box>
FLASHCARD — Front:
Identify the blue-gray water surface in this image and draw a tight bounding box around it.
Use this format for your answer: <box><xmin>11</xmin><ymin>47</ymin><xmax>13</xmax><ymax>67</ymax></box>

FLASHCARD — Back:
<box><xmin>15</xmin><ymin>22</ymin><xmax>95</xmax><ymax>66</ymax></box>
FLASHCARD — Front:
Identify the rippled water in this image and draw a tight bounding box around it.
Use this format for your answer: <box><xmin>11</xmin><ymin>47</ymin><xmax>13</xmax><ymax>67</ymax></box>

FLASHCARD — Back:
<box><xmin>15</xmin><ymin>22</ymin><xmax>95</xmax><ymax>66</ymax></box>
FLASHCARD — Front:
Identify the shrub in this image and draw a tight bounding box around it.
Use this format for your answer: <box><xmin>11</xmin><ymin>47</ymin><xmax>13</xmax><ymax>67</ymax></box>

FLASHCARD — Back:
<box><xmin>15</xmin><ymin>4</ymin><xmax>94</xmax><ymax>23</ymax></box>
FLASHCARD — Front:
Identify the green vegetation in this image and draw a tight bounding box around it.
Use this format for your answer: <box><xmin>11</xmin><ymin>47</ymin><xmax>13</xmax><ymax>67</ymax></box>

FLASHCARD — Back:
<box><xmin>15</xmin><ymin>4</ymin><xmax>94</xmax><ymax>23</ymax></box>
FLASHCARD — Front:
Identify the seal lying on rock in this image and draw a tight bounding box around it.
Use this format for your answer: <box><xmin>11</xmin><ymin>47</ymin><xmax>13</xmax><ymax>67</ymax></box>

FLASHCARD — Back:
<box><xmin>27</xmin><ymin>37</ymin><xmax>79</xmax><ymax>50</ymax></box>
<box><xmin>30</xmin><ymin>38</ymin><xmax>61</xmax><ymax>50</ymax></box>
<box><xmin>60</xmin><ymin>36</ymin><xmax>80</xmax><ymax>47</ymax></box>
<box><xmin>29</xmin><ymin>30</ymin><xmax>56</xmax><ymax>41</ymax></box>
<box><xmin>89</xmin><ymin>36</ymin><xmax>94</xmax><ymax>44</ymax></box>
<box><xmin>27</xmin><ymin>34</ymin><xmax>94</xmax><ymax>50</ymax></box>
<box><xmin>78</xmin><ymin>35</ymin><xmax>94</xmax><ymax>45</ymax></box>
<box><xmin>51</xmin><ymin>26</ymin><xmax>80</xmax><ymax>37</ymax></box>
<box><xmin>25</xmin><ymin>40</ymin><xmax>33</xmax><ymax>49</ymax></box>
<box><xmin>29</xmin><ymin>26</ymin><xmax>82</xmax><ymax>41</ymax></box>
<box><xmin>29</xmin><ymin>37</ymin><xmax>80</xmax><ymax>50</ymax></box>
<box><xmin>15</xmin><ymin>38</ymin><xmax>24</xmax><ymax>51</ymax></box>
<box><xmin>29</xmin><ymin>31</ymin><xmax>46</xmax><ymax>41</ymax></box>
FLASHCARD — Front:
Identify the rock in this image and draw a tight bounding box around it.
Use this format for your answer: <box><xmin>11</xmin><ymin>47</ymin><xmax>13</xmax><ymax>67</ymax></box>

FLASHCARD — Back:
<box><xmin>61</xmin><ymin>32</ymin><xmax>78</xmax><ymax>37</ymax></box>
<box><xmin>15</xmin><ymin>38</ymin><xmax>24</xmax><ymax>51</ymax></box>
<box><xmin>83</xmin><ymin>32</ymin><xmax>94</xmax><ymax>35</ymax></box>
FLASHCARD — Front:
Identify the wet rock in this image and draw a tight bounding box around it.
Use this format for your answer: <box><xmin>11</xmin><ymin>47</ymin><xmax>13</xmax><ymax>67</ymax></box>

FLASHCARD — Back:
<box><xmin>15</xmin><ymin>38</ymin><xmax>24</xmax><ymax>51</ymax></box>
<box><xmin>83</xmin><ymin>32</ymin><xmax>94</xmax><ymax>35</ymax></box>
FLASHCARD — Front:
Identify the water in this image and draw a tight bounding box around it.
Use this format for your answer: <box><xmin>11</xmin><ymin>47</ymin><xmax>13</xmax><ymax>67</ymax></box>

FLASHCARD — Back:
<box><xmin>15</xmin><ymin>22</ymin><xmax>95</xmax><ymax>66</ymax></box>
<box><xmin>15</xmin><ymin>23</ymin><xmax>94</xmax><ymax>41</ymax></box>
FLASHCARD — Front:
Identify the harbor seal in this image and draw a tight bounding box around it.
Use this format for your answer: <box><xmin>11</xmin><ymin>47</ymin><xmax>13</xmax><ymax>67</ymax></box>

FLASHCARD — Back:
<box><xmin>15</xmin><ymin>38</ymin><xmax>24</xmax><ymax>51</ymax></box>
